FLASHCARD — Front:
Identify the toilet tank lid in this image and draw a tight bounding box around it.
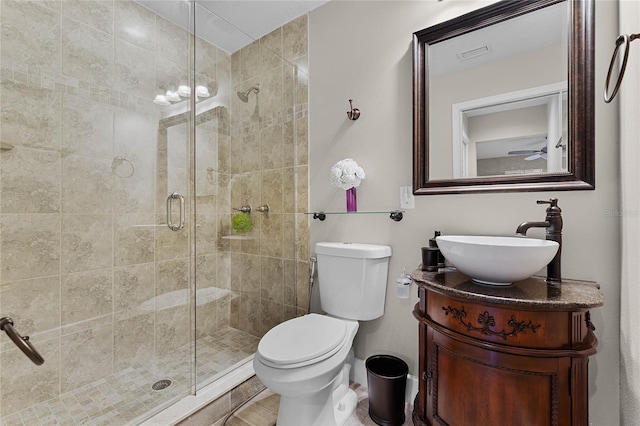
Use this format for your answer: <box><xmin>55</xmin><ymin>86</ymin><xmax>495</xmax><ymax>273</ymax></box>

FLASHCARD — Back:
<box><xmin>315</xmin><ymin>242</ymin><xmax>392</xmax><ymax>259</ymax></box>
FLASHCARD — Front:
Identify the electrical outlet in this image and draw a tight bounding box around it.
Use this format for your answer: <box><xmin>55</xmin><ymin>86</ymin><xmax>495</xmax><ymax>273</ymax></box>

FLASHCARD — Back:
<box><xmin>400</xmin><ymin>186</ymin><xmax>415</xmax><ymax>209</ymax></box>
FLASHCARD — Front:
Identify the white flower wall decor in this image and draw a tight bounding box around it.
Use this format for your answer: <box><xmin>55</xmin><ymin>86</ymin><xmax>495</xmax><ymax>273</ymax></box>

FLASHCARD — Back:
<box><xmin>330</xmin><ymin>158</ymin><xmax>366</xmax><ymax>190</ymax></box>
<box><xmin>330</xmin><ymin>159</ymin><xmax>365</xmax><ymax>212</ymax></box>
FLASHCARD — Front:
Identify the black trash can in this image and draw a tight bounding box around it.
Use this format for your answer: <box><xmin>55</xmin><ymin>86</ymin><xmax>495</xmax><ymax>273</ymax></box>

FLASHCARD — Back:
<box><xmin>365</xmin><ymin>354</ymin><xmax>408</xmax><ymax>426</ymax></box>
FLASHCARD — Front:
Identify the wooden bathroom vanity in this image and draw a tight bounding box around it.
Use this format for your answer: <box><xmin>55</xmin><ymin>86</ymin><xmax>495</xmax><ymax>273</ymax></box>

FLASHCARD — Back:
<box><xmin>411</xmin><ymin>269</ymin><xmax>604</xmax><ymax>426</ymax></box>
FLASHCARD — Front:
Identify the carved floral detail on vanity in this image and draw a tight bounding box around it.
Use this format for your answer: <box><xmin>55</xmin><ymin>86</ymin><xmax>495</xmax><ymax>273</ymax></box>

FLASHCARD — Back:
<box><xmin>442</xmin><ymin>305</ymin><xmax>542</xmax><ymax>340</ymax></box>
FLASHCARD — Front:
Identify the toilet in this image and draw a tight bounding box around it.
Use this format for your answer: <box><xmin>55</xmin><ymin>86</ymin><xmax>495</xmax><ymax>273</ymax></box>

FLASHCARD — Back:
<box><xmin>253</xmin><ymin>242</ymin><xmax>392</xmax><ymax>426</ymax></box>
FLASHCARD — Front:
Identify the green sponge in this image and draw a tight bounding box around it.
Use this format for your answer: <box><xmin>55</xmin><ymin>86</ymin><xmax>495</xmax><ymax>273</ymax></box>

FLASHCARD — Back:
<box><xmin>231</xmin><ymin>213</ymin><xmax>253</xmax><ymax>233</ymax></box>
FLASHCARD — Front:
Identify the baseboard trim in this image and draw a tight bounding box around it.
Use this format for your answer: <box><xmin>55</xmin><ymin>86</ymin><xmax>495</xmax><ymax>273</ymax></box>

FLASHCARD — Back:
<box><xmin>350</xmin><ymin>357</ymin><xmax>418</xmax><ymax>405</ymax></box>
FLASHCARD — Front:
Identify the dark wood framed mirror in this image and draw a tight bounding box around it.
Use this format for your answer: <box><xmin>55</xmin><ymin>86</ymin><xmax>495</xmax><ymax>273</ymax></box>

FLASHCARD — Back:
<box><xmin>413</xmin><ymin>0</ymin><xmax>594</xmax><ymax>195</ymax></box>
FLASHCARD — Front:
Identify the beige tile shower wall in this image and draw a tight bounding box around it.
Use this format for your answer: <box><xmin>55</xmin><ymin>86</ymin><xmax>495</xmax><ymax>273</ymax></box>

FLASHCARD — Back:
<box><xmin>194</xmin><ymin>106</ymin><xmax>235</xmax><ymax>339</ymax></box>
<box><xmin>0</xmin><ymin>0</ymin><xmax>223</xmax><ymax>415</ymax></box>
<box><xmin>225</xmin><ymin>15</ymin><xmax>310</xmax><ymax>339</ymax></box>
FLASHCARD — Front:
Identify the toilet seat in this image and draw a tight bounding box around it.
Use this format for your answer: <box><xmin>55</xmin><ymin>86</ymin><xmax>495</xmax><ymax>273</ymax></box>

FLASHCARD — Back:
<box><xmin>257</xmin><ymin>314</ymin><xmax>348</xmax><ymax>369</ymax></box>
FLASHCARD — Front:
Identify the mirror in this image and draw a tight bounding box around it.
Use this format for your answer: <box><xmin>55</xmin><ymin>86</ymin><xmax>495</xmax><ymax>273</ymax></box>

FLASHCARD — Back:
<box><xmin>413</xmin><ymin>0</ymin><xmax>594</xmax><ymax>194</ymax></box>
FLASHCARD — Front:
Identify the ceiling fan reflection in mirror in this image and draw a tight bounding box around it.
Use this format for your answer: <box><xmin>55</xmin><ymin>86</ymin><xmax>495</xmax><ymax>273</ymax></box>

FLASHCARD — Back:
<box><xmin>509</xmin><ymin>145</ymin><xmax>548</xmax><ymax>161</ymax></box>
<box><xmin>508</xmin><ymin>137</ymin><xmax>564</xmax><ymax>161</ymax></box>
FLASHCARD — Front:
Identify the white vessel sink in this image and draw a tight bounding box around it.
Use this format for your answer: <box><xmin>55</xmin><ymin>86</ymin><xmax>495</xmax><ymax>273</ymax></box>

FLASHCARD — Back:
<box><xmin>436</xmin><ymin>235</ymin><xmax>559</xmax><ymax>286</ymax></box>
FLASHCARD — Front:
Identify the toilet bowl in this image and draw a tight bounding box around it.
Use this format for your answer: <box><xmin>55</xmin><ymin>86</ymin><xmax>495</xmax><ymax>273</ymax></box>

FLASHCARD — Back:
<box><xmin>253</xmin><ymin>242</ymin><xmax>392</xmax><ymax>426</ymax></box>
<box><xmin>253</xmin><ymin>314</ymin><xmax>359</xmax><ymax>426</ymax></box>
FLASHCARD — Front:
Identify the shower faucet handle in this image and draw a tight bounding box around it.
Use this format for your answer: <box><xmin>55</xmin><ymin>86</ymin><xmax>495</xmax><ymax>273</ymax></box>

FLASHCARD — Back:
<box><xmin>233</xmin><ymin>205</ymin><xmax>252</xmax><ymax>214</ymax></box>
<box><xmin>256</xmin><ymin>204</ymin><xmax>270</xmax><ymax>213</ymax></box>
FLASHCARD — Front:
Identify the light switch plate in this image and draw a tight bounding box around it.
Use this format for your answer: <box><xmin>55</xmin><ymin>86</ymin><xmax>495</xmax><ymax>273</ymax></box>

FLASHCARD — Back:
<box><xmin>400</xmin><ymin>186</ymin><xmax>415</xmax><ymax>209</ymax></box>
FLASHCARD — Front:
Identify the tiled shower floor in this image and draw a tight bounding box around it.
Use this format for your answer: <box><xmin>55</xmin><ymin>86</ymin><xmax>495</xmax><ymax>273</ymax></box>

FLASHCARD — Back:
<box><xmin>1</xmin><ymin>327</ymin><xmax>260</xmax><ymax>426</ymax></box>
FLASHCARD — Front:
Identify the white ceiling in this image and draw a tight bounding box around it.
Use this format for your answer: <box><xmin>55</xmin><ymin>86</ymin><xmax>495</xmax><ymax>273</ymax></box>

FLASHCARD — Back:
<box><xmin>429</xmin><ymin>1</ymin><xmax>568</xmax><ymax>76</ymax></box>
<box><xmin>138</xmin><ymin>0</ymin><xmax>329</xmax><ymax>53</ymax></box>
<box><xmin>140</xmin><ymin>1</ymin><xmax>566</xmax><ymax>59</ymax></box>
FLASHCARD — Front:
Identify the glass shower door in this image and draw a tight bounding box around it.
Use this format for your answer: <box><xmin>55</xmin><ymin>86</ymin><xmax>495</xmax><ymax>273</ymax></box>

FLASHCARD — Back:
<box><xmin>0</xmin><ymin>0</ymin><xmax>195</xmax><ymax>423</ymax></box>
<box><xmin>192</xmin><ymin>2</ymin><xmax>310</xmax><ymax>391</ymax></box>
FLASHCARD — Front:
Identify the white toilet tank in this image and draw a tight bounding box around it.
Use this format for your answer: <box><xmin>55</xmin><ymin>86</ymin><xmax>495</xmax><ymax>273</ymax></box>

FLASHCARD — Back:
<box><xmin>315</xmin><ymin>242</ymin><xmax>392</xmax><ymax>321</ymax></box>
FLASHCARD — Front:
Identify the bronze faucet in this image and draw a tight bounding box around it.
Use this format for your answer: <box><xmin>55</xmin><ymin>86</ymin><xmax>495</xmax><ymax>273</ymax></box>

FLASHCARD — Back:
<box><xmin>516</xmin><ymin>198</ymin><xmax>563</xmax><ymax>284</ymax></box>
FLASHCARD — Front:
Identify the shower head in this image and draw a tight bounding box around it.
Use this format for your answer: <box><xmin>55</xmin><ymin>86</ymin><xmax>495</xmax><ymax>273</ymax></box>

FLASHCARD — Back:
<box><xmin>236</xmin><ymin>84</ymin><xmax>260</xmax><ymax>102</ymax></box>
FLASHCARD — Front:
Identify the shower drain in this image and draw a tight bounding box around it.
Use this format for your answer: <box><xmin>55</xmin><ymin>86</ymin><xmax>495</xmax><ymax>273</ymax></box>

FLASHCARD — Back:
<box><xmin>152</xmin><ymin>379</ymin><xmax>172</xmax><ymax>391</ymax></box>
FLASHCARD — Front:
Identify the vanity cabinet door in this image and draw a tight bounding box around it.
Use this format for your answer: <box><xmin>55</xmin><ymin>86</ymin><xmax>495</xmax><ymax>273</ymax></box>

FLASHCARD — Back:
<box><xmin>416</xmin><ymin>323</ymin><xmax>429</xmax><ymax>421</ymax></box>
<box><xmin>425</xmin><ymin>327</ymin><xmax>572</xmax><ymax>426</ymax></box>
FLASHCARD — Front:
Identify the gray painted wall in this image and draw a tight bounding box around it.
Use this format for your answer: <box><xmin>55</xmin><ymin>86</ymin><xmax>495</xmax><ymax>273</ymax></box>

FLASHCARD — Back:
<box><xmin>309</xmin><ymin>1</ymin><xmax>620</xmax><ymax>424</ymax></box>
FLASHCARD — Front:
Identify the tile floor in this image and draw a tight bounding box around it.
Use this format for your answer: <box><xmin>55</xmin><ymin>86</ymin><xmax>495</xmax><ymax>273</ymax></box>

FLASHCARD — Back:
<box><xmin>216</xmin><ymin>381</ymin><xmax>413</xmax><ymax>426</ymax></box>
<box><xmin>1</xmin><ymin>327</ymin><xmax>260</xmax><ymax>426</ymax></box>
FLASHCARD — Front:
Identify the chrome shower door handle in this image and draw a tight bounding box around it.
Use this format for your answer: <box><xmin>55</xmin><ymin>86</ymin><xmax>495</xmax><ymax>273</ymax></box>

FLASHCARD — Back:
<box><xmin>0</xmin><ymin>317</ymin><xmax>44</xmax><ymax>365</ymax></box>
<box><xmin>166</xmin><ymin>192</ymin><xmax>185</xmax><ymax>231</ymax></box>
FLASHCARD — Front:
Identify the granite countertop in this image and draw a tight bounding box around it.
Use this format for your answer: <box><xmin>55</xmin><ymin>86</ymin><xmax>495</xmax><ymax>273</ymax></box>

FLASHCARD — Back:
<box><xmin>411</xmin><ymin>267</ymin><xmax>605</xmax><ymax>309</ymax></box>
